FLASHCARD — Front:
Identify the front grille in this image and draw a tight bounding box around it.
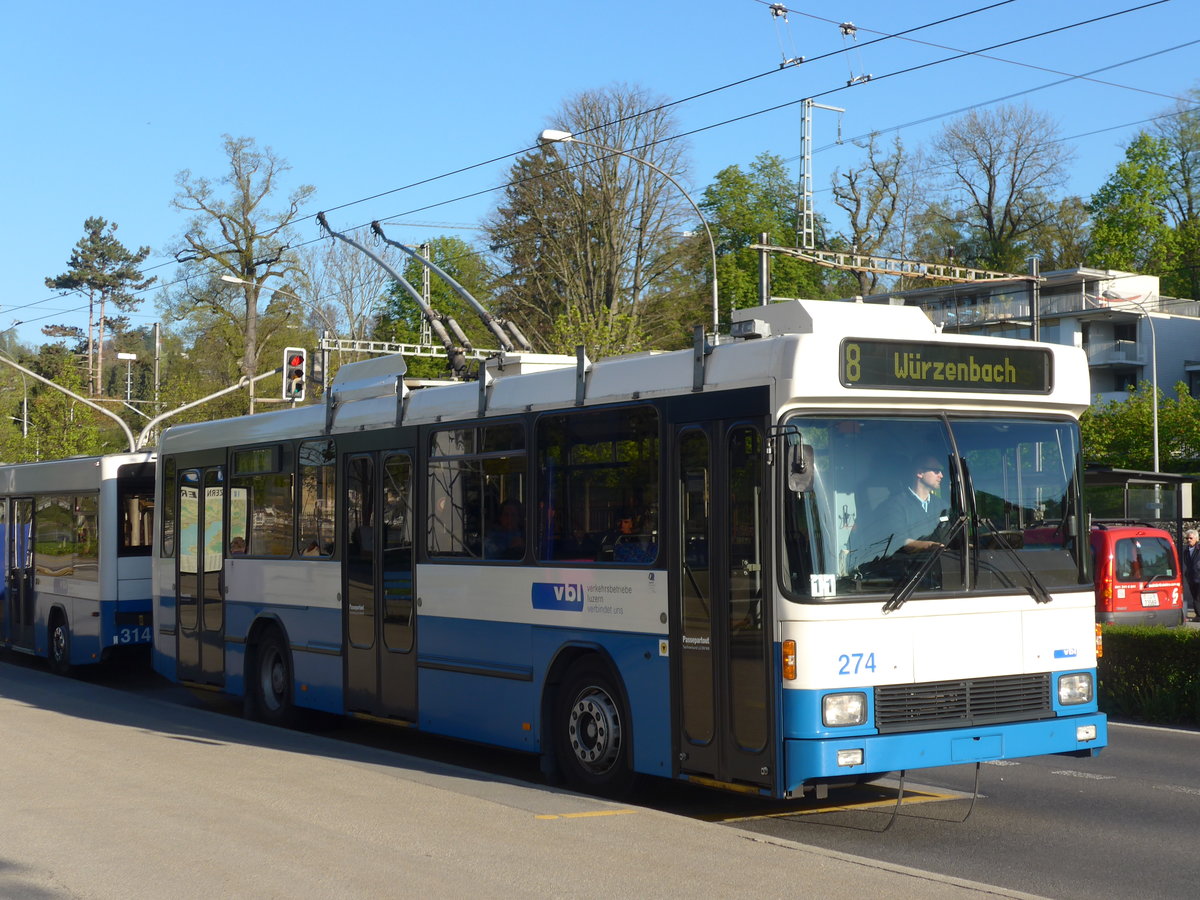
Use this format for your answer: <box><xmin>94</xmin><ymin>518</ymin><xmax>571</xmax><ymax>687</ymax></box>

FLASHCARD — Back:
<box><xmin>874</xmin><ymin>672</ymin><xmax>1051</xmax><ymax>733</ymax></box>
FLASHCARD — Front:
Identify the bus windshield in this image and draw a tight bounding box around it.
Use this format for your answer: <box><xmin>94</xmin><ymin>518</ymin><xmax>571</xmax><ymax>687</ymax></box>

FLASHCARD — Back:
<box><xmin>781</xmin><ymin>414</ymin><xmax>1088</xmax><ymax>602</ymax></box>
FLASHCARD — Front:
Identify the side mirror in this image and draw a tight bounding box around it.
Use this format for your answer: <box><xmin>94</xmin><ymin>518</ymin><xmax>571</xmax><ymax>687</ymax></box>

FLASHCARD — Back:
<box><xmin>769</xmin><ymin>424</ymin><xmax>813</xmax><ymax>493</ymax></box>
<box><xmin>788</xmin><ymin>442</ymin><xmax>814</xmax><ymax>493</ymax></box>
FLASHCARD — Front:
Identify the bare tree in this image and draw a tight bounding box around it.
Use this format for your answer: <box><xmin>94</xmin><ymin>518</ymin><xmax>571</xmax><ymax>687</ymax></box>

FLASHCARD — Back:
<box><xmin>486</xmin><ymin>84</ymin><xmax>696</xmax><ymax>356</ymax></box>
<box><xmin>171</xmin><ymin>135</ymin><xmax>315</xmax><ymax>412</ymax></box>
<box><xmin>830</xmin><ymin>136</ymin><xmax>911</xmax><ymax>295</ymax></box>
<box><xmin>928</xmin><ymin>104</ymin><xmax>1074</xmax><ymax>271</ymax></box>
<box><xmin>296</xmin><ymin>227</ymin><xmax>404</xmax><ymax>348</ymax></box>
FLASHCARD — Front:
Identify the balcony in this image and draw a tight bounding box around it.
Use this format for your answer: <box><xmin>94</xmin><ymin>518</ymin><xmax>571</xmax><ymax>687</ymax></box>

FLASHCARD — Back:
<box><xmin>1084</xmin><ymin>339</ymin><xmax>1145</xmax><ymax>366</ymax></box>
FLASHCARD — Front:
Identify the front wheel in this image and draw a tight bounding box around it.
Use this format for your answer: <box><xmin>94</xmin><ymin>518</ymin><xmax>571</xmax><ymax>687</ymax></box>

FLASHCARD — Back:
<box><xmin>553</xmin><ymin>659</ymin><xmax>633</xmax><ymax>795</ymax></box>
<box><xmin>48</xmin><ymin>615</ymin><xmax>73</xmax><ymax>677</ymax></box>
<box><xmin>251</xmin><ymin>629</ymin><xmax>296</xmax><ymax>727</ymax></box>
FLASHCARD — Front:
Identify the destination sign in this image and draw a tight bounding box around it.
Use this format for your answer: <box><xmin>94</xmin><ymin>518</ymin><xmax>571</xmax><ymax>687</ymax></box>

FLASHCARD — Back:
<box><xmin>840</xmin><ymin>339</ymin><xmax>1052</xmax><ymax>393</ymax></box>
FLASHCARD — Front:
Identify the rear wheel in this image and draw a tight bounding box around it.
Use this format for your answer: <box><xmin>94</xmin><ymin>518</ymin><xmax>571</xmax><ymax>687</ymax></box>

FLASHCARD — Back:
<box><xmin>48</xmin><ymin>613</ymin><xmax>72</xmax><ymax>677</ymax></box>
<box><xmin>251</xmin><ymin>629</ymin><xmax>296</xmax><ymax>727</ymax></box>
<box><xmin>553</xmin><ymin>659</ymin><xmax>633</xmax><ymax>795</ymax></box>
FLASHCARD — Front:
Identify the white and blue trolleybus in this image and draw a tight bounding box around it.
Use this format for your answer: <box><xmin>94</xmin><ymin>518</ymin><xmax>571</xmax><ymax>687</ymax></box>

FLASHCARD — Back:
<box><xmin>1</xmin><ymin>452</ymin><xmax>155</xmax><ymax>673</ymax></box>
<box><xmin>150</xmin><ymin>299</ymin><xmax>1106</xmax><ymax>798</ymax></box>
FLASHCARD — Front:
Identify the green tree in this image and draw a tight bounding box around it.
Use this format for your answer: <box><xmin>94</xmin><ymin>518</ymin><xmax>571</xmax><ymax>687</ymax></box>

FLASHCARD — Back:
<box><xmin>1087</xmin><ymin>133</ymin><xmax>1174</xmax><ymax>274</ymax></box>
<box><xmin>0</xmin><ymin>344</ymin><xmax>116</xmax><ymax>462</ymax></box>
<box><xmin>702</xmin><ymin>152</ymin><xmax>825</xmax><ymax>309</ymax></box>
<box><xmin>170</xmin><ymin>135</ymin><xmax>315</xmax><ymax>413</ymax></box>
<box><xmin>372</xmin><ymin>235</ymin><xmax>497</xmax><ymax>378</ymax></box>
<box><xmin>1157</xmin><ymin>90</ymin><xmax>1200</xmax><ymax>299</ymax></box>
<box><xmin>1080</xmin><ymin>381</ymin><xmax>1200</xmax><ymax>472</ymax></box>
<box><xmin>43</xmin><ymin>217</ymin><xmax>155</xmax><ymax>397</ymax></box>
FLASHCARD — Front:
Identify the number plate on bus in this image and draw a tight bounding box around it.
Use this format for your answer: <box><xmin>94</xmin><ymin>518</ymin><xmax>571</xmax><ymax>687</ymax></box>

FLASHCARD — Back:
<box><xmin>1141</xmin><ymin>592</ymin><xmax>1160</xmax><ymax>607</ymax></box>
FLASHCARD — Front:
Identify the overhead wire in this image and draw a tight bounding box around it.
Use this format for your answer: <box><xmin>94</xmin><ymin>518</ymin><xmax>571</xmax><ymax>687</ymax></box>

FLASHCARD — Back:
<box><xmin>12</xmin><ymin>0</ymin><xmax>1190</xmax><ymax>333</ymax></box>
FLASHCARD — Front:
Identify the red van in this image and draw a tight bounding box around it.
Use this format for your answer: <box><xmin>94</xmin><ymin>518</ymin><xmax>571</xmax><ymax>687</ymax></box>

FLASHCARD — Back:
<box><xmin>1090</xmin><ymin>524</ymin><xmax>1184</xmax><ymax>626</ymax></box>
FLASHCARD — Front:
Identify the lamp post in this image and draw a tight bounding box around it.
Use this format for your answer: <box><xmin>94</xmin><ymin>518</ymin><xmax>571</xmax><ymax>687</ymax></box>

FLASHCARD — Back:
<box><xmin>537</xmin><ymin>129</ymin><xmax>720</xmax><ymax>334</ymax></box>
<box><xmin>1120</xmin><ymin>297</ymin><xmax>1159</xmax><ymax>473</ymax></box>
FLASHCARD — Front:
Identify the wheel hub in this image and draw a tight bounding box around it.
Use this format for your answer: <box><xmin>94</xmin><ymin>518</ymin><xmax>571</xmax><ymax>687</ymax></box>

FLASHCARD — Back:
<box><xmin>567</xmin><ymin>687</ymin><xmax>622</xmax><ymax>773</ymax></box>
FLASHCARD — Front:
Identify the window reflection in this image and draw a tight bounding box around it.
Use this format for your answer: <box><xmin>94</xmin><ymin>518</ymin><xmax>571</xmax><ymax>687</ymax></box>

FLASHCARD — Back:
<box><xmin>781</xmin><ymin>415</ymin><xmax>1087</xmax><ymax>600</ymax></box>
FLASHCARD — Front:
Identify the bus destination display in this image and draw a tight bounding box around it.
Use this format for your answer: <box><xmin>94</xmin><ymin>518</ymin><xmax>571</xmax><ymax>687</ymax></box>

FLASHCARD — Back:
<box><xmin>840</xmin><ymin>339</ymin><xmax>1052</xmax><ymax>393</ymax></box>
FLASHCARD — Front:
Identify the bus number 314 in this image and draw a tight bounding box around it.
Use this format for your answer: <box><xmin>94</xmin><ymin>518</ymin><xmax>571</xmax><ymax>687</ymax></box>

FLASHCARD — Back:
<box><xmin>838</xmin><ymin>652</ymin><xmax>877</xmax><ymax>675</ymax></box>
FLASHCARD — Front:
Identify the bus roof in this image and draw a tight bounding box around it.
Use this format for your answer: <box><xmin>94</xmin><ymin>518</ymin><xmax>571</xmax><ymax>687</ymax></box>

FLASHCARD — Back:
<box><xmin>159</xmin><ymin>299</ymin><xmax>1089</xmax><ymax>455</ymax></box>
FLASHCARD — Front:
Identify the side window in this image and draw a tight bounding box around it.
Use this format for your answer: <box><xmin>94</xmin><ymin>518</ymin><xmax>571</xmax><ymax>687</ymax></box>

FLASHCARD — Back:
<box><xmin>117</xmin><ymin>463</ymin><xmax>155</xmax><ymax>558</ymax></box>
<box><xmin>231</xmin><ymin>445</ymin><xmax>294</xmax><ymax>557</ymax></box>
<box><xmin>427</xmin><ymin>422</ymin><xmax>526</xmax><ymax>561</ymax></box>
<box><xmin>536</xmin><ymin>406</ymin><xmax>660</xmax><ymax>564</ymax></box>
<box><xmin>297</xmin><ymin>440</ymin><xmax>335</xmax><ymax>557</ymax></box>
<box><xmin>33</xmin><ymin>494</ymin><xmax>98</xmax><ymax>582</ymax></box>
<box><xmin>34</xmin><ymin>495</ymin><xmax>72</xmax><ymax>577</ymax></box>
<box><xmin>74</xmin><ymin>495</ymin><xmax>99</xmax><ymax>578</ymax></box>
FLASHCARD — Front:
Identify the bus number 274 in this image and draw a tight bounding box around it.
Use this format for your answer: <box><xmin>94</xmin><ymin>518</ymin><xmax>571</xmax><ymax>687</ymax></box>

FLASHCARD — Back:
<box><xmin>838</xmin><ymin>652</ymin><xmax>876</xmax><ymax>675</ymax></box>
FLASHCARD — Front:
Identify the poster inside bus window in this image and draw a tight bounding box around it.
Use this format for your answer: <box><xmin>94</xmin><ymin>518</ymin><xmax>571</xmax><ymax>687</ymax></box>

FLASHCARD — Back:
<box><xmin>841</xmin><ymin>339</ymin><xmax>1052</xmax><ymax>393</ymax></box>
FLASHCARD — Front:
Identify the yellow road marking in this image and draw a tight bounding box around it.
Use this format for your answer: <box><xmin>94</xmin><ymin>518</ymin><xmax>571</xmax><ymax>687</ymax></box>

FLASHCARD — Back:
<box><xmin>703</xmin><ymin>789</ymin><xmax>961</xmax><ymax>823</ymax></box>
<box><xmin>535</xmin><ymin>809</ymin><xmax>639</xmax><ymax>820</ymax></box>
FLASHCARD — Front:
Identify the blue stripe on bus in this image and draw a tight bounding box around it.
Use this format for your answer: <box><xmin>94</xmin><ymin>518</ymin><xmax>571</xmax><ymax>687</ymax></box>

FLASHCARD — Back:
<box><xmin>784</xmin><ymin>713</ymin><xmax>1107</xmax><ymax>792</ymax></box>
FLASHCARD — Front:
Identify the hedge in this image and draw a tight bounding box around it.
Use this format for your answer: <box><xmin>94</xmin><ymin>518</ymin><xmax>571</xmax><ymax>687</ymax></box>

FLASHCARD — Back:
<box><xmin>1098</xmin><ymin>625</ymin><xmax>1200</xmax><ymax>725</ymax></box>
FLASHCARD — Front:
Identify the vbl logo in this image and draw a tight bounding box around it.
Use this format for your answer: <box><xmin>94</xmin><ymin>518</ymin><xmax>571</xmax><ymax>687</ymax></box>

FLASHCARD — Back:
<box><xmin>532</xmin><ymin>582</ymin><xmax>585</xmax><ymax>611</ymax></box>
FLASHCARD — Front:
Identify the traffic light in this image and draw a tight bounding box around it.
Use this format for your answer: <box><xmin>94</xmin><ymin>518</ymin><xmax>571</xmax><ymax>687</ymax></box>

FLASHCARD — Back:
<box><xmin>283</xmin><ymin>347</ymin><xmax>306</xmax><ymax>401</ymax></box>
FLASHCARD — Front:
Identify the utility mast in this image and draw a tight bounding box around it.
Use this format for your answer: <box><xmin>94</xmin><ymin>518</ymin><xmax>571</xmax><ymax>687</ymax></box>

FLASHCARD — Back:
<box><xmin>797</xmin><ymin>98</ymin><xmax>844</xmax><ymax>250</ymax></box>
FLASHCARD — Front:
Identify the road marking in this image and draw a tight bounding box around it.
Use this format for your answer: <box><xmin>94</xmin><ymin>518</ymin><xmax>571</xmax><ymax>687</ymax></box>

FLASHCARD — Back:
<box><xmin>1050</xmin><ymin>769</ymin><xmax>1116</xmax><ymax>780</ymax></box>
<box><xmin>535</xmin><ymin>809</ymin><xmax>638</xmax><ymax>820</ymax></box>
<box><xmin>705</xmin><ymin>789</ymin><xmax>957</xmax><ymax>823</ymax></box>
<box><xmin>1154</xmin><ymin>784</ymin><xmax>1200</xmax><ymax>796</ymax></box>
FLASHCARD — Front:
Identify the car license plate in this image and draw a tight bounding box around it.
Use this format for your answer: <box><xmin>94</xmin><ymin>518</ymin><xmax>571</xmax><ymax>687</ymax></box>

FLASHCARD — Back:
<box><xmin>1141</xmin><ymin>592</ymin><xmax>1160</xmax><ymax>607</ymax></box>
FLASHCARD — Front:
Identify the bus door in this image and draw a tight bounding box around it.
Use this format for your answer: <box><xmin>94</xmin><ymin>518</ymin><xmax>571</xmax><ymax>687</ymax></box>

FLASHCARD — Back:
<box><xmin>4</xmin><ymin>498</ymin><xmax>35</xmax><ymax>650</ymax></box>
<box><xmin>674</xmin><ymin>422</ymin><xmax>775</xmax><ymax>789</ymax></box>
<box><xmin>176</xmin><ymin>467</ymin><xmax>225</xmax><ymax>685</ymax></box>
<box><xmin>343</xmin><ymin>451</ymin><xmax>417</xmax><ymax>720</ymax></box>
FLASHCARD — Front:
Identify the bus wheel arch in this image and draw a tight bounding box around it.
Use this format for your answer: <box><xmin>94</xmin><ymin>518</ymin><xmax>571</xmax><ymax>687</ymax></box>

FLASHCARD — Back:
<box><xmin>546</xmin><ymin>650</ymin><xmax>634</xmax><ymax>795</ymax></box>
<box><xmin>245</xmin><ymin>618</ymin><xmax>297</xmax><ymax>728</ymax></box>
<box><xmin>47</xmin><ymin>606</ymin><xmax>73</xmax><ymax>676</ymax></box>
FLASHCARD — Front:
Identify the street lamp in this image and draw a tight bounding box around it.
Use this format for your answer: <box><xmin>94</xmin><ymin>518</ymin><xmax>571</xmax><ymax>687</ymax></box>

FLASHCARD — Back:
<box><xmin>219</xmin><ymin>275</ymin><xmax>337</xmax><ymax>334</ymax></box>
<box><xmin>537</xmin><ymin>128</ymin><xmax>720</xmax><ymax>334</ymax></box>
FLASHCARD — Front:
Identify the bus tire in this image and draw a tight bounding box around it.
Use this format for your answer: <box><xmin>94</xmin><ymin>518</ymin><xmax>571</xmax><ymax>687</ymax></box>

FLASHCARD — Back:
<box><xmin>554</xmin><ymin>658</ymin><xmax>633</xmax><ymax>795</ymax></box>
<box><xmin>48</xmin><ymin>613</ymin><xmax>73</xmax><ymax>677</ymax></box>
<box><xmin>251</xmin><ymin>628</ymin><xmax>297</xmax><ymax>728</ymax></box>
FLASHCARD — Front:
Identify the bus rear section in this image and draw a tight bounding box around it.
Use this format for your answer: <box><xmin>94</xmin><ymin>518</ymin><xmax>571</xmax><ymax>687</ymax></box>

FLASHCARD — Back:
<box><xmin>0</xmin><ymin>453</ymin><xmax>155</xmax><ymax>673</ymax></box>
<box><xmin>1090</xmin><ymin>524</ymin><xmax>1183</xmax><ymax>626</ymax></box>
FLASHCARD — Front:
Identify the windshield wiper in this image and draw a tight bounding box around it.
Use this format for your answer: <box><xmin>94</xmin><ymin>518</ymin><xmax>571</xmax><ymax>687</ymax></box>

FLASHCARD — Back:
<box><xmin>978</xmin><ymin>517</ymin><xmax>1053</xmax><ymax>604</ymax></box>
<box><xmin>883</xmin><ymin>515</ymin><xmax>967</xmax><ymax>613</ymax></box>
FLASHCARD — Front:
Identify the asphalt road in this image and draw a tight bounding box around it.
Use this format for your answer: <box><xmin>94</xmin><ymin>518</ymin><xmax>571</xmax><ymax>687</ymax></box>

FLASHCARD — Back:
<box><xmin>0</xmin><ymin>655</ymin><xmax>1038</xmax><ymax>900</ymax></box>
<box><xmin>6</xmin><ymin>651</ymin><xmax>1200</xmax><ymax>899</ymax></box>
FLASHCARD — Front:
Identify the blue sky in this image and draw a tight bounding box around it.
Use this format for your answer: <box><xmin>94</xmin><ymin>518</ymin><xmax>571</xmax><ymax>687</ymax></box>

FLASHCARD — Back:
<box><xmin>2</xmin><ymin>0</ymin><xmax>1196</xmax><ymax>349</ymax></box>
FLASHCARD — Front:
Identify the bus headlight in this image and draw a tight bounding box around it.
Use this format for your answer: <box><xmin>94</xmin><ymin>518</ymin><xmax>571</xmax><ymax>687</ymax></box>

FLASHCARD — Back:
<box><xmin>822</xmin><ymin>692</ymin><xmax>867</xmax><ymax>727</ymax></box>
<box><xmin>1058</xmin><ymin>673</ymin><xmax>1093</xmax><ymax>705</ymax></box>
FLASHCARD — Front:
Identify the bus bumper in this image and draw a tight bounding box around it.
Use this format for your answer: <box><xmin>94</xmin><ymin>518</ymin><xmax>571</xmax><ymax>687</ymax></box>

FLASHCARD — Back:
<box><xmin>783</xmin><ymin>712</ymin><xmax>1107</xmax><ymax>794</ymax></box>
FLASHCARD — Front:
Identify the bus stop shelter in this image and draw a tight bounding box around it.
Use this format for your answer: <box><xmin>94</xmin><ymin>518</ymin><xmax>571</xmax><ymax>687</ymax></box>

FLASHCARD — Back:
<box><xmin>1084</xmin><ymin>465</ymin><xmax>1195</xmax><ymax>541</ymax></box>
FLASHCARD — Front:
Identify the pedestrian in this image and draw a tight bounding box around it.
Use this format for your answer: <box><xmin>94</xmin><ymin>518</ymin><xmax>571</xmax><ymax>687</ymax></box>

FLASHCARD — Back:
<box><xmin>1183</xmin><ymin>529</ymin><xmax>1200</xmax><ymax>621</ymax></box>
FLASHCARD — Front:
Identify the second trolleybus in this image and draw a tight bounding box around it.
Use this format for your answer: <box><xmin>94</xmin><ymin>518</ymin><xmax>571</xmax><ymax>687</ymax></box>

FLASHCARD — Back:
<box><xmin>1</xmin><ymin>452</ymin><xmax>155</xmax><ymax>673</ymax></box>
<box><xmin>150</xmin><ymin>298</ymin><xmax>1106</xmax><ymax>798</ymax></box>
